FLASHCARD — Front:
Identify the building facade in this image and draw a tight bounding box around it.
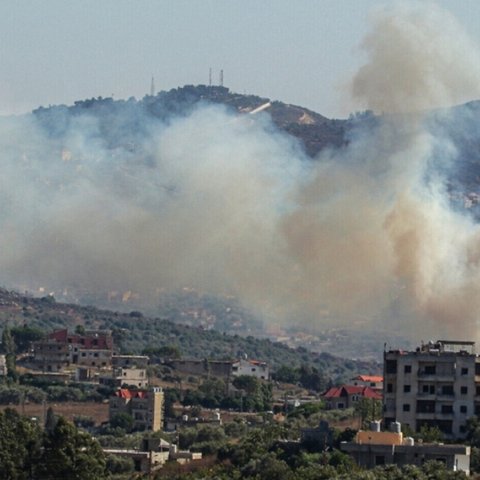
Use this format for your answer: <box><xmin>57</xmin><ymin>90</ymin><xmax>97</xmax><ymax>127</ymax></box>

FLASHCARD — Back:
<box><xmin>32</xmin><ymin>329</ymin><xmax>113</xmax><ymax>372</ymax></box>
<box><xmin>383</xmin><ymin>340</ymin><xmax>480</xmax><ymax>439</ymax></box>
<box><xmin>231</xmin><ymin>359</ymin><xmax>269</xmax><ymax>380</ymax></box>
<box><xmin>109</xmin><ymin>387</ymin><xmax>164</xmax><ymax>432</ymax></box>
<box><xmin>323</xmin><ymin>385</ymin><xmax>382</xmax><ymax>410</ymax></box>
<box><xmin>341</xmin><ymin>424</ymin><xmax>470</xmax><ymax>474</ymax></box>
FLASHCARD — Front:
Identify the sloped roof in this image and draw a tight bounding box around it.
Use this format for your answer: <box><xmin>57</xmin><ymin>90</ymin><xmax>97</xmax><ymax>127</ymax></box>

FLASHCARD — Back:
<box><xmin>323</xmin><ymin>385</ymin><xmax>382</xmax><ymax>400</ymax></box>
<box><xmin>353</xmin><ymin>375</ymin><xmax>383</xmax><ymax>383</ymax></box>
<box><xmin>115</xmin><ymin>388</ymin><xmax>148</xmax><ymax>399</ymax></box>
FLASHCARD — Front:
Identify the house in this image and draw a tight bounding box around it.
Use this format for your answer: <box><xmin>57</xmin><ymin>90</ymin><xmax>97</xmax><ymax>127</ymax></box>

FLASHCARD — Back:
<box><xmin>32</xmin><ymin>329</ymin><xmax>113</xmax><ymax>372</ymax></box>
<box><xmin>340</xmin><ymin>422</ymin><xmax>470</xmax><ymax>475</ymax></box>
<box><xmin>103</xmin><ymin>438</ymin><xmax>202</xmax><ymax>474</ymax></box>
<box><xmin>322</xmin><ymin>385</ymin><xmax>382</xmax><ymax>410</ymax></box>
<box><xmin>99</xmin><ymin>355</ymin><xmax>149</xmax><ymax>388</ymax></box>
<box><xmin>31</xmin><ymin>339</ymin><xmax>71</xmax><ymax>372</ymax></box>
<box><xmin>231</xmin><ymin>358</ymin><xmax>269</xmax><ymax>380</ymax></box>
<box><xmin>383</xmin><ymin>340</ymin><xmax>480</xmax><ymax>438</ymax></box>
<box><xmin>352</xmin><ymin>375</ymin><xmax>383</xmax><ymax>391</ymax></box>
<box><xmin>109</xmin><ymin>387</ymin><xmax>164</xmax><ymax>432</ymax></box>
<box><xmin>169</xmin><ymin>357</ymin><xmax>269</xmax><ymax>380</ymax></box>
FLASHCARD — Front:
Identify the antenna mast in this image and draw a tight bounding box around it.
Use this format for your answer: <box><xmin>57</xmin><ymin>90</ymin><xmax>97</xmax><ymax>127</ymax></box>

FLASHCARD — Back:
<box><xmin>219</xmin><ymin>69</ymin><xmax>224</xmax><ymax>87</ymax></box>
<box><xmin>150</xmin><ymin>76</ymin><xmax>155</xmax><ymax>96</ymax></box>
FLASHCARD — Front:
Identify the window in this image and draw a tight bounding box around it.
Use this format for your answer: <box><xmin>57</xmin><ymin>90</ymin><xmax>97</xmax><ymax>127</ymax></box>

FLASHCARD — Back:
<box><xmin>441</xmin><ymin>385</ymin><xmax>454</xmax><ymax>395</ymax></box>
<box><xmin>375</xmin><ymin>456</ymin><xmax>385</xmax><ymax>466</ymax></box>
<box><xmin>386</xmin><ymin>360</ymin><xmax>397</xmax><ymax>374</ymax></box>
<box><xmin>404</xmin><ymin>365</ymin><xmax>412</xmax><ymax>374</ymax></box>
<box><xmin>81</xmin><ymin>352</ymin><xmax>86</xmax><ymax>357</ymax></box>
<box><xmin>387</xmin><ymin>383</ymin><xmax>393</xmax><ymax>393</ymax></box>
<box><xmin>370</xmin><ymin>382</ymin><xmax>376</xmax><ymax>387</ymax></box>
<box><xmin>461</xmin><ymin>386</ymin><xmax>468</xmax><ymax>395</ymax></box>
<box><xmin>441</xmin><ymin>405</ymin><xmax>453</xmax><ymax>414</ymax></box>
<box><xmin>404</xmin><ymin>385</ymin><xmax>411</xmax><ymax>393</ymax></box>
<box><xmin>424</xmin><ymin>365</ymin><xmax>436</xmax><ymax>375</ymax></box>
<box><xmin>422</xmin><ymin>385</ymin><xmax>430</xmax><ymax>393</ymax></box>
<box><xmin>476</xmin><ymin>363</ymin><xmax>480</xmax><ymax>375</ymax></box>
<box><xmin>403</xmin><ymin>404</ymin><xmax>410</xmax><ymax>412</ymax></box>
<box><xmin>460</xmin><ymin>405</ymin><xmax>468</xmax><ymax>414</ymax></box>
<box><xmin>476</xmin><ymin>386</ymin><xmax>480</xmax><ymax>396</ymax></box>
<box><xmin>460</xmin><ymin>425</ymin><xmax>467</xmax><ymax>434</ymax></box>
<box><xmin>461</xmin><ymin>367</ymin><xmax>469</xmax><ymax>375</ymax></box>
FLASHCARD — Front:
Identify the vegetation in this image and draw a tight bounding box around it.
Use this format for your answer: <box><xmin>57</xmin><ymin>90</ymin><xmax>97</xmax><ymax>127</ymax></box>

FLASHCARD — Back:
<box><xmin>0</xmin><ymin>408</ymin><xmax>108</xmax><ymax>479</ymax></box>
<box><xmin>0</xmin><ymin>287</ymin><xmax>378</xmax><ymax>384</ymax></box>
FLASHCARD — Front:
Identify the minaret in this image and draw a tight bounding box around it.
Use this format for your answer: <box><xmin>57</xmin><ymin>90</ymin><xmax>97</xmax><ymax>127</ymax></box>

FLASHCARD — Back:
<box><xmin>150</xmin><ymin>76</ymin><xmax>155</xmax><ymax>96</ymax></box>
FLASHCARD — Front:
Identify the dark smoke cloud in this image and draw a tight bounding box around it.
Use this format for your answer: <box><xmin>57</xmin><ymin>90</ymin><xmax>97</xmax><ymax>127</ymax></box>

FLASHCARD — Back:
<box><xmin>1</xmin><ymin>3</ymin><xmax>480</xmax><ymax>341</ymax></box>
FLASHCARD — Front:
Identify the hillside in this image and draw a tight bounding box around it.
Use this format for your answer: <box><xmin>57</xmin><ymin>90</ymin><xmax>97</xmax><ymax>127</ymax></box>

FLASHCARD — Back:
<box><xmin>0</xmin><ymin>288</ymin><xmax>380</xmax><ymax>383</ymax></box>
<box><xmin>3</xmin><ymin>85</ymin><xmax>480</xmax><ymax>360</ymax></box>
<box><xmin>32</xmin><ymin>84</ymin><xmax>480</xmax><ymax>197</ymax></box>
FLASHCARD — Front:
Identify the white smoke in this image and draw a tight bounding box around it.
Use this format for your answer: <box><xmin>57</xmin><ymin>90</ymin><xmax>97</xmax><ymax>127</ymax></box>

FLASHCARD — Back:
<box><xmin>1</xmin><ymin>3</ymin><xmax>480</xmax><ymax>341</ymax></box>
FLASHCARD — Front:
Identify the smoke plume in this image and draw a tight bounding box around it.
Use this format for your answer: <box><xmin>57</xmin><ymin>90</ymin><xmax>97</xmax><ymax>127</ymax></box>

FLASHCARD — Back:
<box><xmin>1</xmin><ymin>3</ymin><xmax>480</xmax><ymax>341</ymax></box>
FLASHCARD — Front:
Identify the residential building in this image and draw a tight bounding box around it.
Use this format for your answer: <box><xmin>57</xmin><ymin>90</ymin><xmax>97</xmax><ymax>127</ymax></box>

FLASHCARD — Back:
<box><xmin>103</xmin><ymin>438</ymin><xmax>202</xmax><ymax>474</ymax></box>
<box><xmin>169</xmin><ymin>357</ymin><xmax>269</xmax><ymax>380</ymax></box>
<box><xmin>231</xmin><ymin>358</ymin><xmax>269</xmax><ymax>380</ymax></box>
<box><xmin>109</xmin><ymin>387</ymin><xmax>164</xmax><ymax>432</ymax></box>
<box><xmin>383</xmin><ymin>340</ymin><xmax>480</xmax><ymax>439</ymax></box>
<box><xmin>112</xmin><ymin>355</ymin><xmax>149</xmax><ymax>369</ymax></box>
<box><xmin>322</xmin><ymin>385</ymin><xmax>382</xmax><ymax>410</ymax></box>
<box><xmin>32</xmin><ymin>329</ymin><xmax>113</xmax><ymax>372</ymax></box>
<box><xmin>352</xmin><ymin>375</ymin><xmax>383</xmax><ymax>391</ymax></box>
<box><xmin>31</xmin><ymin>339</ymin><xmax>71</xmax><ymax>372</ymax></box>
<box><xmin>99</xmin><ymin>355</ymin><xmax>149</xmax><ymax>388</ymax></box>
<box><xmin>100</xmin><ymin>367</ymin><xmax>148</xmax><ymax>388</ymax></box>
<box><xmin>340</xmin><ymin>423</ymin><xmax>470</xmax><ymax>475</ymax></box>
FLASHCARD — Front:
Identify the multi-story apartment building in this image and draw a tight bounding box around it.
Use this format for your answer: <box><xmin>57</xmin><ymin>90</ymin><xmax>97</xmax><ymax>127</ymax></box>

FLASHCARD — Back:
<box><xmin>32</xmin><ymin>329</ymin><xmax>113</xmax><ymax>372</ymax></box>
<box><xmin>109</xmin><ymin>387</ymin><xmax>164</xmax><ymax>432</ymax></box>
<box><xmin>99</xmin><ymin>355</ymin><xmax>150</xmax><ymax>388</ymax></box>
<box><xmin>383</xmin><ymin>340</ymin><xmax>480</xmax><ymax>439</ymax></box>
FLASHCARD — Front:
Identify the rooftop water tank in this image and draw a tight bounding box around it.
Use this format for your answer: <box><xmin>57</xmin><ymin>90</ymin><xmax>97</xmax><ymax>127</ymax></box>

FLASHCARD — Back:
<box><xmin>390</xmin><ymin>421</ymin><xmax>401</xmax><ymax>433</ymax></box>
<box><xmin>370</xmin><ymin>421</ymin><xmax>381</xmax><ymax>432</ymax></box>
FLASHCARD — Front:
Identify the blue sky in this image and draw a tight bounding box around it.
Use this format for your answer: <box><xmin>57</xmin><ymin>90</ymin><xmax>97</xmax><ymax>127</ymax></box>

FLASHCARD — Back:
<box><xmin>0</xmin><ymin>0</ymin><xmax>479</xmax><ymax>117</ymax></box>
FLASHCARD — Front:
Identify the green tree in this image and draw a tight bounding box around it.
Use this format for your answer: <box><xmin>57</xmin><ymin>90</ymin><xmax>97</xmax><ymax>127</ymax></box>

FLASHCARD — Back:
<box><xmin>11</xmin><ymin>325</ymin><xmax>45</xmax><ymax>353</ymax></box>
<box><xmin>109</xmin><ymin>412</ymin><xmax>134</xmax><ymax>432</ymax></box>
<box><xmin>0</xmin><ymin>408</ymin><xmax>42</xmax><ymax>480</ymax></box>
<box><xmin>38</xmin><ymin>416</ymin><xmax>107</xmax><ymax>479</ymax></box>
<box><xmin>232</xmin><ymin>375</ymin><xmax>259</xmax><ymax>395</ymax></box>
<box><xmin>354</xmin><ymin>398</ymin><xmax>382</xmax><ymax>428</ymax></box>
<box><xmin>44</xmin><ymin>407</ymin><xmax>58</xmax><ymax>433</ymax></box>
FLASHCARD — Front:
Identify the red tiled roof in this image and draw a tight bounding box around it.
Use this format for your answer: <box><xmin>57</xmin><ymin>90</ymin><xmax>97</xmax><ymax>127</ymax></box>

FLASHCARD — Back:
<box><xmin>115</xmin><ymin>388</ymin><xmax>147</xmax><ymax>399</ymax></box>
<box><xmin>353</xmin><ymin>375</ymin><xmax>383</xmax><ymax>383</ymax></box>
<box><xmin>323</xmin><ymin>385</ymin><xmax>382</xmax><ymax>400</ymax></box>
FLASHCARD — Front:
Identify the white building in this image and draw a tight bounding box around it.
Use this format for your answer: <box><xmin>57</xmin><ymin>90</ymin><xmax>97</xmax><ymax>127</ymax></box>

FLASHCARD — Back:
<box><xmin>383</xmin><ymin>340</ymin><xmax>480</xmax><ymax>439</ymax></box>
<box><xmin>231</xmin><ymin>358</ymin><xmax>269</xmax><ymax>380</ymax></box>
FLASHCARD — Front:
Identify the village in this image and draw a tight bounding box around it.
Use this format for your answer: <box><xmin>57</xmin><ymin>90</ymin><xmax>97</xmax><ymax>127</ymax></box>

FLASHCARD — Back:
<box><xmin>0</xmin><ymin>325</ymin><xmax>477</xmax><ymax>476</ymax></box>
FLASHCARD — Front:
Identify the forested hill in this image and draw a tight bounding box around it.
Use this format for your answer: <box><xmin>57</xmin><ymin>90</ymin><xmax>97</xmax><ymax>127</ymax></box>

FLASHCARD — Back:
<box><xmin>32</xmin><ymin>85</ymin><xmax>480</xmax><ymax>192</ymax></box>
<box><xmin>0</xmin><ymin>288</ymin><xmax>379</xmax><ymax>383</ymax></box>
<box><xmin>32</xmin><ymin>85</ymin><xmax>347</xmax><ymax>157</ymax></box>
